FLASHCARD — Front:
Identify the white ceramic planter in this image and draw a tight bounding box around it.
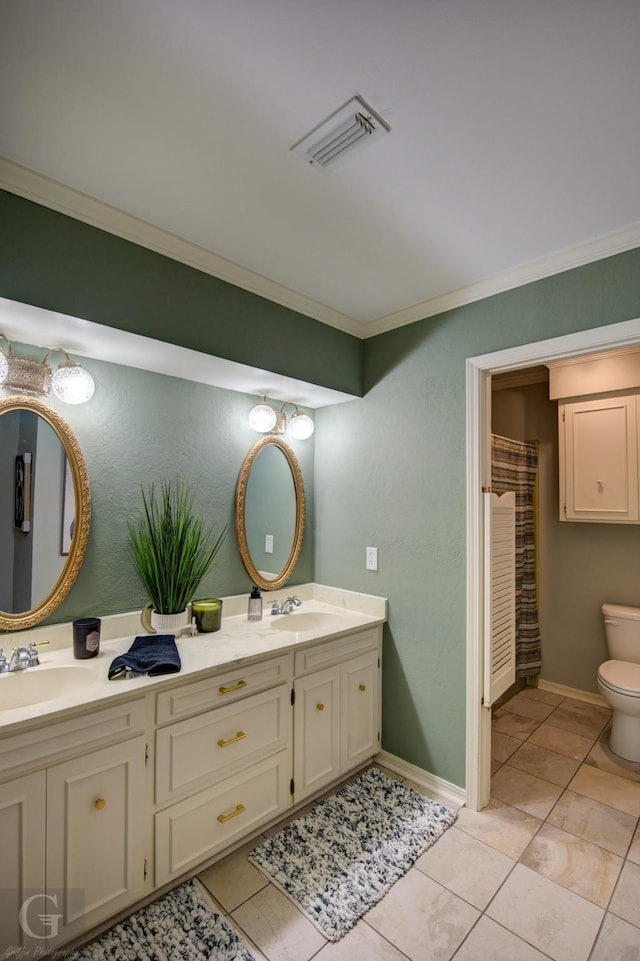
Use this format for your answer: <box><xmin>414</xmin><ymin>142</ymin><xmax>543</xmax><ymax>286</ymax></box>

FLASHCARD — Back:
<box><xmin>142</xmin><ymin>606</ymin><xmax>190</xmax><ymax>635</ymax></box>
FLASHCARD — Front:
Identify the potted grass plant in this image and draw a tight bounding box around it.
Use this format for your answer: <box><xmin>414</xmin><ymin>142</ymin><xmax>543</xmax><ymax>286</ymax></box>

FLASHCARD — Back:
<box><xmin>127</xmin><ymin>477</ymin><xmax>227</xmax><ymax>634</ymax></box>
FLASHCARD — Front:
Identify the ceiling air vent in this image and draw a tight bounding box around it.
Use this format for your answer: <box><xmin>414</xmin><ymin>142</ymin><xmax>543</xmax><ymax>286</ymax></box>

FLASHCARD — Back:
<box><xmin>291</xmin><ymin>95</ymin><xmax>390</xmax><ymax>171</ymax></box>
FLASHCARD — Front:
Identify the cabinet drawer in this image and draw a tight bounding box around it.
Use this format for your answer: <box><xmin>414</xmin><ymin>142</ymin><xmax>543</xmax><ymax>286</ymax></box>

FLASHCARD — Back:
<box><xmin>156</xmin><ymin>653</ymin><xmax>292</xmax><ymax>724</ymax></box>
<box><xmin>155</xmin><ymin>684</ymin><xmax>291</xmax><ymax>804</ymax></box>
<box><xmin>294</xmin><ymin>629</ymin><xmax>380</xmax><ymax>676</ymax></box>
<box><xmin>155</xmin><ymin>750</ymin><xmax>291</xmax><ymax>885</ymax></box>
<box><xmin>0</xmin><ymin>698</ymin><xmax>147</xmax><ymax>781</ymax></box>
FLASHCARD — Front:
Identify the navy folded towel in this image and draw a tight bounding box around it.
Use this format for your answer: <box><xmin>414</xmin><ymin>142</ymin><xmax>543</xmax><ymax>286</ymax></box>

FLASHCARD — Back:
<box><xmin>108</xmin><ymin>635</ymin><xmax>181</xmax><ymax>680</ymax></box>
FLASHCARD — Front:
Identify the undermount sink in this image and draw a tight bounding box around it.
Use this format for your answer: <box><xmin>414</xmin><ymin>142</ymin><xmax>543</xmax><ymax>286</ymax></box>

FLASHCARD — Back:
<box><xmin>0</xmin><ymin>665</ymin><xmax>98</xmax><ymax>711</ymax></box>
<box><xmin>272</xmin><ymin>612</ymin><xmax>343</xmax><ymax>632</ymax></box>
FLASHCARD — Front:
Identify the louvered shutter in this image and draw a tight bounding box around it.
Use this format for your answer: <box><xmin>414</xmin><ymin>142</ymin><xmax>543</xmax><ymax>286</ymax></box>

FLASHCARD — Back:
<box><xmin>483</xmin><ymin>491</ymin><xmax>516</xmax><ymax>706</ymax></box>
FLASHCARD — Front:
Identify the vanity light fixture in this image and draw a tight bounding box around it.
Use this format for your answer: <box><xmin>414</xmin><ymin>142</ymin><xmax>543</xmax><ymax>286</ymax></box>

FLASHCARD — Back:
<box><xmin>286</xmin><ymin>406</ymin><xmax>315</xmax><ymax>440</ymax></box>
<box><xmin>248</xmin><ymin>396</ymin><xmax>278</xmax><ymax>432</ymax></box>
<box><xmin>0</xmin><ymin>334</ymin><xmax>95</xmax><ymax>404</ymax></box>
<box><xmin>248</xmin><ymin>397</ymin><xmax>314</xmax><ymax>439</ymax></box>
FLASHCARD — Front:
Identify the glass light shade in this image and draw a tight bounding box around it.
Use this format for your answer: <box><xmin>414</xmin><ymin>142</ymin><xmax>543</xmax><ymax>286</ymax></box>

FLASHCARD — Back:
<box><xmin>0</xmin><ymin>350</ymin><xmax>7</xmax><ymax>384</ymax></box>
<box><xmin>51</xmin><ymin>362</ymin><xmax>95</xmax><ymax>404</ymax></box>
<box><xmin>248</xmin><ymin>401</ymin><xmax>277</xmax><ymax>432</ymax></box>
<box><xmin>287</xmin><ymin>410</ymin><xmax>315</xmax><ymax>440</ymax></box>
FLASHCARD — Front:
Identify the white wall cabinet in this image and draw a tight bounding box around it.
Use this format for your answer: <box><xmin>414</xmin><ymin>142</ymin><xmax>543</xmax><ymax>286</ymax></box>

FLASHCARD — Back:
<box><xmin>559</xmin><ymin>393</ymin><xmax>640</xmax><ymax>522</ymax></box>
<box><xmin>293</xmin><ymin>631</ymin><xmax>381</xmax><ymax>803</ymax></box>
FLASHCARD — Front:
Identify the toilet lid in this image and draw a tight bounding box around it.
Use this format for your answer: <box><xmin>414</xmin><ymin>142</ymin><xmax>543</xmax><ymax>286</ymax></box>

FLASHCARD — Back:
<box><xmin>598</xmin><ymin>659</ymin><xmax>640</xmax><ymax>696</ymax></box>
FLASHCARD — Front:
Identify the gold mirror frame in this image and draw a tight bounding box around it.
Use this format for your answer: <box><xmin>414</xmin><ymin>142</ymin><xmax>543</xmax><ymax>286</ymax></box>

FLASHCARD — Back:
<box><xmin>0</xmin><ymin>396</ymin><xmax>91</xmax><ymax>630</ymax></box>
<box><xmin>235</xmin><ymin>436</ymin><xmax>305</xmax><ymax>591</ymax></box>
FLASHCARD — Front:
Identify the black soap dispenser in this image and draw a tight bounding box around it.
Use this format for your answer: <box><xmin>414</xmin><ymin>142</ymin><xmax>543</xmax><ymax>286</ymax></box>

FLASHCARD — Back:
<box><xmin>248</xmin><ymin>585</ymin><xmax>263</xmax><ymax>621</ymax></box>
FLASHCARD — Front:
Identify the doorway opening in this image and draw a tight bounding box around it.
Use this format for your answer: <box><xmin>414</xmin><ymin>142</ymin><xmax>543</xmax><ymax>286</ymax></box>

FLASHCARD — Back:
<box><xmin>465</xmin><ymin>317</ymin><xmax>640</xmax><ymax>811</ymax></box>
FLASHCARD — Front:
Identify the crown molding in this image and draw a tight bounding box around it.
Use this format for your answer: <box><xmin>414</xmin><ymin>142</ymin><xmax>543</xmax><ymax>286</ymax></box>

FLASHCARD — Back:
<box><xmin>365</xmin><ymin>222</ymin><xmax>640</xmax><ymax>338</ymax></box>
<box><xmin>2</xmin><ymin>156</ymin><xmax>639</xmax><ymax>344</ymax></box>
<box><xmin>0</xmin><ymin>156</ymin><xmax>366</xmax><ymax>339</ymax></box>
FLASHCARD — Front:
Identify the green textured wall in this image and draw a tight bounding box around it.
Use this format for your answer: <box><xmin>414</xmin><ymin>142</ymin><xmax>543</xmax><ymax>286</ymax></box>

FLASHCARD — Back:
<box><xmin>314</xmin><ymin>248</ymin><xmax>640</xmax><ymax>788</ymax></box>
<box><xmin>3</xmin><ymin>189</ymin><xmax>640</xmax><ymax>791</ymax></box>
<box><xmin>2</xmin><ymin>343</ymin><xmax>315</xmax><ymax>627</ymax></box>
<box><xmin>0</xmin><ymin>190</ymin><xmax>363</xmax><ymax>397</ymax></box>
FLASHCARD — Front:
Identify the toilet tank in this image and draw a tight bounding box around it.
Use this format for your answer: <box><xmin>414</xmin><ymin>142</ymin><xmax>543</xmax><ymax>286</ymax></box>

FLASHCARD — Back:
<box><xmin>602</xmin><ymin>603</ymin><xmax>640</xmax><ymax>663</ymax></box>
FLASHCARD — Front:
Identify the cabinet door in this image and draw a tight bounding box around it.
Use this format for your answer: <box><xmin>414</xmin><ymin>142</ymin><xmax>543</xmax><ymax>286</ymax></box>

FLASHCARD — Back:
<box><xmin>0</xmin><ymin>772</ymin><xmax>46</xmax><ymax>956</ymax></box>
<box><xmin>293</xmin><ymin>665</ymin><xmax>341</xmax><ymax>802</ymax></box>
<box><xmin>561</xmin><ymin>396</ymin><xmax>639</xmax><ymax>522</ymax></box>
<box><xmin>46</xmin><ymin>736</ymin><xmax>146</xmax><ymax>947</ymax></box>
<box><xmin>341</xmin><ymin>651</ymin><xmax>379</xmax><ymax>772</ymax></box>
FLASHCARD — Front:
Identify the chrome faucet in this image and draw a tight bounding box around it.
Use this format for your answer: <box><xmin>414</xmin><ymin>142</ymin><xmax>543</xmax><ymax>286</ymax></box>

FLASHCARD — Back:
<box><xmin>271</xmin><ymin>596</ymin><xmax>302</xmax><ymax>615</ymax></box>
<box><xmin>8</xmin><ymin>643</ymin><xmax>42</xmax><ymax>672</ymax></box>
<box><xmin>9</xmin><ymin>647</ymin><xmax>31</xmax><ymax>672</ymax></box>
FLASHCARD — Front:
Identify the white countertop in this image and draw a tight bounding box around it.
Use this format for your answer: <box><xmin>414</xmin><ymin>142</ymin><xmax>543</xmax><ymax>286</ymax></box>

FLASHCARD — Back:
<box><xmin>0</xmin><ymin>585</ymin><xmax>387</xmax><ymax>735</ymax></box>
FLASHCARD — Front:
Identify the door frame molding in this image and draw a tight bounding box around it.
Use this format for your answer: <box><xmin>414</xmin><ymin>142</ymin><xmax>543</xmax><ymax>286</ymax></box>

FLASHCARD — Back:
<box><xmin>465</xmin><ymin>316</ymin><xmax>640</xmax><ymax>811</ymax></box>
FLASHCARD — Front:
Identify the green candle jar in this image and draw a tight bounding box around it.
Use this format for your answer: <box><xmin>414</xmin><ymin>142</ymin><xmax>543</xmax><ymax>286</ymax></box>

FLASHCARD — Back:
<box><xmin>191</xmin><ymin>598</ymin><xmax>223</xmax><ymax>633</ymax></box>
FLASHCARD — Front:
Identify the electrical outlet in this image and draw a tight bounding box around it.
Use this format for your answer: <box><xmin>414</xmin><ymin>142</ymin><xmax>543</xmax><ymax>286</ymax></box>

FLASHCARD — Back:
<box><xmin>366</xmin><ymin>546</ymin><xmax>378</xmax><ymax>571</ymax></box>
<box><xmin>265</xmin><ymin>534</ymin><xmax>274</xmax><ymax>554</ymax></box>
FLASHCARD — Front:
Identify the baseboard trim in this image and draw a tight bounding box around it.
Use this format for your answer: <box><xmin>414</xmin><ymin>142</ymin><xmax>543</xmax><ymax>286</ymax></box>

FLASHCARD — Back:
<box><xmin>538</xmin><ymin>678</ymin><xmax>608</xmax><ymax>708</ymax></box>
<box><xmin>375</xmin><ymin>750</ymin><xmax>466</xmax><ymax>809</ymax></box>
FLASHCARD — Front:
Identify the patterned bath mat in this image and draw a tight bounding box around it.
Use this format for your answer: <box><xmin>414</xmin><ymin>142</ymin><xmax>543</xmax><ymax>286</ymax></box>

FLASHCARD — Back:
<box><xmin>248</xmin><ymin>767</ymin><xmax>457</xmax><ymax>941</ymax></box>
<box><xmin>70</xmin><ymin>879</ymin><xmax>256</xmax><ymax>960</ymax></box>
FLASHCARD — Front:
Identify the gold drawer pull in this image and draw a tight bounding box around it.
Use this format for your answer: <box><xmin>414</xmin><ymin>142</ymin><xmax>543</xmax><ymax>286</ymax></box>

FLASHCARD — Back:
<box><xmin>359</xmin><ymin>684</ymin><xmax>367</xmax><ymax>692</ymax></box>
<box><xmin>94</xmin><ymin>798</ymin><xmax>106</xmax><ymax>811</ymax></box>
<box><xmin>217</xmin><ymin>803</ymin><xmax>246</xmax><ymax>824</ymax></box>
<box><xmin>218</xmin><ymin>679</ymin><xmax>247</xmax><ymax>694</ymax></box>
<box><xmin>317</xmin><ymin>703</ymin><xmax>325</xmax><ymax>711</ymax></box>
<box><xmin>217</xmin><ymin>731</ymin><xmax>246</xmax><ymax>748</ymax></box>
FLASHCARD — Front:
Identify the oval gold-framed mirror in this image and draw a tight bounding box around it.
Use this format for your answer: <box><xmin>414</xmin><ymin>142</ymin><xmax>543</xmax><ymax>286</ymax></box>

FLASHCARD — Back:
<box><xmin>235</xmin><ymin>435</ymin><xmax>305</xmax><ymax>591</ymax></box>
<box><xmin>0</xmin><ymin>396</ymin><xmax>91</xmax><ymax>630</ymax></box>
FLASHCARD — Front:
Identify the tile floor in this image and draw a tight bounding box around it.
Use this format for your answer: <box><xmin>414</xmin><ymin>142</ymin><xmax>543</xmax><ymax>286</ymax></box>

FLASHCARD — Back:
<box><xmin>197</xmin><ymin>688</ymin><xmax>640</xmax><ymax>961</ymax></box>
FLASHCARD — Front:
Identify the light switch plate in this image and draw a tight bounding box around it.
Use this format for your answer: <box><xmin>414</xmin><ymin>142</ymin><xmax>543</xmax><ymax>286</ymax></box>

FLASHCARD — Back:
<box><xmin>265</xmin><ymin>534</ymin><xmax>274</xmax><ymax>554</ymax></box>
<box><xmin>366</xmin><ymin>546</ymin><xmax>378</xmax><ymax>571</ymax></box>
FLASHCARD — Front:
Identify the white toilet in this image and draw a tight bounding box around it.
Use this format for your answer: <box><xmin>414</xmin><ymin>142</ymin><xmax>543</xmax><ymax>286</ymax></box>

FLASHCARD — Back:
<box><xmin>598</xmin><ymin>603</ymin><xmax>640</xmax><ymax>762</ymax></box>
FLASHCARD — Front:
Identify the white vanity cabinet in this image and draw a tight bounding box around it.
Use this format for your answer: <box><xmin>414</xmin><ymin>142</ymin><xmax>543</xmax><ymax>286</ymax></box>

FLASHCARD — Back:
<box><xmin>154</xmin><ymin>654</ymin><xmax>293</xmax><ymax>886</ymax></box>
<box><xmin>0</xmin><ymin>698</ymin><xmax>148</xmax><ymax>955</ymax></box>
<box><xmin>293</xmin><ymin>629</ymin><xmax>381</xmax><ymax>803</ymax></box>
<box><xmin>0</xmin><ymin>600</ymin><xmax>386</xmax><ymax>953</ymax></box>
<box><xmin>559</xmin><ymin>394</ymin><xmax>640</xmax><ymax>522</ymax></box>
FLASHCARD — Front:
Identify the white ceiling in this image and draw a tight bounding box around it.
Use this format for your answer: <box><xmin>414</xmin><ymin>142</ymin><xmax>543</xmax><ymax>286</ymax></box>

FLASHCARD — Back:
<box><xmin>1</xmin><ymin>0</ymin><xmax>639</xmax><ymax>338</ymax></box>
